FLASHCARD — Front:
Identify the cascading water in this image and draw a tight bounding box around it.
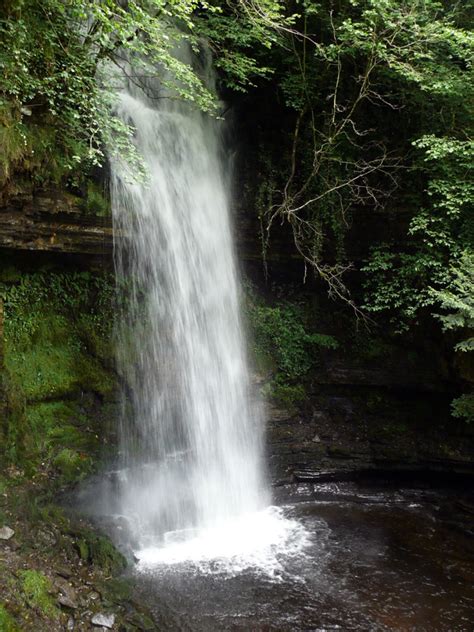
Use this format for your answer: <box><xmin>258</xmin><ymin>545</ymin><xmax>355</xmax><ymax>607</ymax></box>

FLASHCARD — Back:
<box><xmin>109</xmin><ymin>47</ymin><xmax>272</xmax><ymax>561</ymax></box>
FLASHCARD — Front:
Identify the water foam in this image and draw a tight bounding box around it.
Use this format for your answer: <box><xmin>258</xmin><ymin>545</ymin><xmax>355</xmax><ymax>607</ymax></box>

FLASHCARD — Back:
<box><xmin>135</xmin><ymin>506</ymin><xmax>311</xmax><ymax>578</ymax></box>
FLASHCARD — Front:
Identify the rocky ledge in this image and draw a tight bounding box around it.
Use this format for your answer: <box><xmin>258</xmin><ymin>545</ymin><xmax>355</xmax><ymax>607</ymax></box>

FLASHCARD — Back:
<box><xmin>0</xmin><ymin>189</ymin><xmax>113</xmax><ymax>256</ymax></box>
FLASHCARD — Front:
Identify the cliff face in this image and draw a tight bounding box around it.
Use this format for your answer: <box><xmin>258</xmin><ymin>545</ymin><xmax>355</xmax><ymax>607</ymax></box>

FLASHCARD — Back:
<box><xmin>0</xmin><ymin>180</ymin><xmax>473</xmax><ymax>482</ymax></box>
<box><xmin>0</xmin><ymin>187</ymin><xmax>113</xmax><ymax>256</ymax></box>
<box><xmin>240</xmin><ymin>209</ymin><xmax>474</xmax><ymax>481</ymax></box>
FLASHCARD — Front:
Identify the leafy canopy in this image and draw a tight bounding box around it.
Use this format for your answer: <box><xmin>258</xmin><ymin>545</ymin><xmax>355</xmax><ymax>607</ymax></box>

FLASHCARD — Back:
<box><xmin>0</xmin><ymin>0</ymin><xmax>275</xmax><ymax>183</ymax></box>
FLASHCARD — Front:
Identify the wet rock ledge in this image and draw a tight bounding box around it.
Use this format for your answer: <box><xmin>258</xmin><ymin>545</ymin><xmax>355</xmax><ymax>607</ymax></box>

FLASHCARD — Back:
<box><xmin>0</xmin><ymin>188</ymin><xmax>113</xmax><ymax>256</ymax></box>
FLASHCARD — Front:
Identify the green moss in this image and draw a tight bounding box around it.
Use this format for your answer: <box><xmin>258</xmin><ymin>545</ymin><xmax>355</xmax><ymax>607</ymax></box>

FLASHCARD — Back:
<box><xmin>1</xmin><ymin>270</ymin><xmax>117</xmax><ymax>472</ymax></box>
<box><xmin>20</xmin><ymin>570</ymin><xmax>59</xmax><ymax>619</ymax></box>
<box><xmin>77</xmin><ymin>538</ymin><xmax>89</xmax><ymax>562</ymax></box>
<box><xmin>27</xmin><ymin>402</ymin><xmax>86</xmax><ymax>451</ymax></box>
<box><xmin>0</xmin><ymin>604</ymin><xmax>20</xmax><ymax>632</ymax></box>
<box><xmin>90</xmin><ymin>535</ymin><xmax>127</xmax><ymax>574</ymax></box>
<box><xmin>5</xmin><ymin>334</ymin><xmax>115</xmax><ymax>402</ymax></box>
<box><xmin>53</xmin><ymin>448</ymin><xmax>93</xmax><ymax>483</ymax></box>
<box><xmin>1</xmin><ymin>371</ymin><xmax>29</xmax><ymax>466</ymax></box>
<box><xmin>30</xmin><ymin>503</ymin><xmax>69</xmax><ymax>530</ymax></box>
<box><xmin>0</xmin><ymin>101</ymin><xmax>85</xmax><ymax>186</ymax></box>
<box><xmin>263</xmin><ymin>380</ymin><xmax>306</xmax><ymax>411</ymax></box>
<box><xmin>2</xmin><ymin>272</ymin><xmax>113</xmax><ymax>397</ymax></box>
<box><xmin>252</xmin><ymin>347</ymin><xmax>276</xmax><ymax>376</ymax></box>
<box><xmin>0</xmin><ymin>104</ymin><xmax>28</xmax><ymax>183</ymax></box>
<box><xmin>74</xmin><ymin>530</ymin><xmax>126</xmax><ymax>574</ymax></box>
<box><xmin>7</xmin><ymin>341</ymin><xmax>80</xmax><ymax>401</ymax></box>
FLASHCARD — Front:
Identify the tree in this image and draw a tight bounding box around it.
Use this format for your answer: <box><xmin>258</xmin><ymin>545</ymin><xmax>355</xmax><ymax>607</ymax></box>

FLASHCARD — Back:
<box><xmin>0</xmin><ymin>0</ymin><xmax>270</xmax><ymax>185</ymax></box>
<box><xmin>228</xmin><ymin>1</ymin><xmax>473</xmax><ymax>313</ymax></box>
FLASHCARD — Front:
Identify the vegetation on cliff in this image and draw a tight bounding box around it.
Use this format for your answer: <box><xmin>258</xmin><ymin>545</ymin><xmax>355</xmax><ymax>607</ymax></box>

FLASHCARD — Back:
<box><xmin>0</xmin><ymin>1</ymin><xmax>472</xmax><ymax>414</ymax></box>
<box><xmin>0</xmin><ymin>2</ymin><xmax>472</xmax><ymax>626</ymax></box>
<box><xmin>0</xmin><ymin>264</ymin><xmax>116</xmax><ymax>469</ymax></box>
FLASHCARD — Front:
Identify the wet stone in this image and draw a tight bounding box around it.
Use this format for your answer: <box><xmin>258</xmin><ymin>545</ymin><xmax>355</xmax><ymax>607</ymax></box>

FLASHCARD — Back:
<box><xmin>91</xmin><ymin>612</ymin><xmax>115</xmax><ymax>628</ymax></box>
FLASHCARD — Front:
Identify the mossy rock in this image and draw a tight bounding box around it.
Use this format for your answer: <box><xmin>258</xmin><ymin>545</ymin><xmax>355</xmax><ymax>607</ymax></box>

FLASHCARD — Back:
<box><xmin>74</xmin><ymin>530</ymin><xmax>126</xmax><ymax>575</ymax></box>
<box><xmin>262</xmin><ymin>379</ymin><xmax>306</xmax><ymax>413</ymax></box>
<box><xmin>6</xmin><ymin>338</ymin><xmax>116</xmax><ymax>401</ymax></box>
<box><xmin>327</xmin><ymin>445</ymin><xmax>354</xmax><ymax>459</ymax></box>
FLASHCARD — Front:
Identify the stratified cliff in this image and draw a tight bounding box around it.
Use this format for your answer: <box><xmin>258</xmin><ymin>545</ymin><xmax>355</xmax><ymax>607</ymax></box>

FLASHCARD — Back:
<box><xmin>1</xmin><ymin>177</ymin><xmax>472</xmax><ymax>483</ymax></box>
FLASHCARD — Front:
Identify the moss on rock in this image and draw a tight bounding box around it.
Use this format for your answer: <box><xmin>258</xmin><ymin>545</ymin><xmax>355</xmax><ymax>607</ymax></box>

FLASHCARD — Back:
<box><xmin>19</xmin><ymin>571</ymin><xmax>59</xmax><ymax>620</ymax></box>
<box><xmin>0</xmin><ymin>269</ymin><xmax>117</xmax><ymax>474</ymax></box>
<box><xmin>73</xmin><ymin>529</ymin><xmax>127</xmax><ymax>575</ymax></box>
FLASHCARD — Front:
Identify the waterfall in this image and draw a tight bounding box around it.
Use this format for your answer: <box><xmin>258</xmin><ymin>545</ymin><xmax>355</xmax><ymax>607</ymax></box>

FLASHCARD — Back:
<box><xmin>109</xmin><ymin>47</ymin><xmax>268</xmax><ymax>555</ymax></box>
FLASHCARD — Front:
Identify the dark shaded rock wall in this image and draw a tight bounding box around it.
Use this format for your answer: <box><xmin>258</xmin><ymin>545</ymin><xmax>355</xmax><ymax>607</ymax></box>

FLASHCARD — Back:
<box><xmin>1</xmin><ymin>182</ymin><xmax>473</xmax><ymax>482</ymax></box>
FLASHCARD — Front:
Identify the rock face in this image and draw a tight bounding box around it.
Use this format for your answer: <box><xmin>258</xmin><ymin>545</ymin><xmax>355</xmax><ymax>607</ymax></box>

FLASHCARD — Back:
<box><xmin>266</xmin><ymin>366</ymin><xmax>474</xmax><ymax>484</ymax></box>
<box><xmin>0</xmin><ymin>187</ymin><xmax>113</xmax><ymax>255</ymax></box>
<box><xmin>1</xmin><ymin>182</ymin><xmax>473</xmax><ymax>484</ymax></box>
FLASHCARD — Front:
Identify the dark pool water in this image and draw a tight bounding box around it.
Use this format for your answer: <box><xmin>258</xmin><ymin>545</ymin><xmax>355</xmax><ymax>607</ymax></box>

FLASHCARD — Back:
<box><xmin>131</xmin><ymin>482</ymin><xmax>474</xmax><ymax>631</ymax></box>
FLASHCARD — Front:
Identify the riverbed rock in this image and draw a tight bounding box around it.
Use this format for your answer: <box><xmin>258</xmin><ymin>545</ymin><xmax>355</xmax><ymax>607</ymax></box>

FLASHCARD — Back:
<box><xmin>91</xmin><ymin>612</ymin><xmax>115</xmax><ymax>628</ymax></box>
<box><xmin>0</xmin><ymin>526</ymin><xmax>14</xmax><ymax>540</ymax></box>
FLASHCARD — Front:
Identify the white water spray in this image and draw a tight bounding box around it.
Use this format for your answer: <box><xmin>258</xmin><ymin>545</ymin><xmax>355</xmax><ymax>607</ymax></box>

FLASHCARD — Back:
<box><xmin>109</xmin><ymin>48</ymin><xmax>271</xmax><ymax>558</ymax></box>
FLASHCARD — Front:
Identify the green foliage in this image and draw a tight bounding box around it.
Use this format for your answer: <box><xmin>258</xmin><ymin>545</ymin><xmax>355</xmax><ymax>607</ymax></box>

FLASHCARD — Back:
<box><xmin>245</xmin><ymin>287</ymin><xmax>337</xmax><ymax>407</ymax></box>
<box><xmin>19</xmin><ymin>570</ymin><xmax>59</xmax><ymax>619</ymax></box>
<box><xmin>0</xmin><ymin>605</ymin><xmax>19</xmax><ymax>632</ymax></box>
<box><xmin>362</xmin><ymin>129</ymin><xmax>473</xmax><ymax>422</ymax></box>
<box><xmin>431</xmin><ymin>252</ymin><xmax>474</xmax><ymax>422</ymax></box>
<box><xmin>1</xmin><ymin>271</ymin><xmax>114</xmax><ymax>343</ymax></box>
<box><xmin>81</xmin><ymin>182</ymin><xmax>111</xmax><ymax>217</ymax></box>
<box><xmin>0</xmin><ymin>102</ymin><xmax>28</xmax><ymax>182</ymax></box>
<box><xmin>52</xmin><ymin>448</ymin><xmax>93</xmax><ymax>483</ymax></box>
<box><xmin>0</xmin><ymin>270</ymin><xmax>116</xmax><ymax>468</ymax></box>
<box><xmin>0</xmin><ymin>0</ymin><xmax>277</xmax><ymax>185</ymax></box>
<box><xmin>195</xmin><ymin>1</ymin><xmax>288</xmax><ymax>92</ymax></box>
<box><xmin>262</xmin><ymin>378</ymin><xmax>306</xmax><ymax>410</ymax></box>
<box><xmin>432</xmin><ymin>252</ymin><xmax>474</xmax><ymax>346</ymax></box>
<box><xmin>248</xmin><ymin>299</ymin><xmax>337</xmax><ymax>379</ymax></box>
<box><xmin>363</xmin><ymin>134</ymin><xmax>473</xmax><ymax>326</ymax></box>
<box><xmin>233</xmin><ymin>0</ymin><xmax>473</xmax><ymax>307</ymax></box>
<box><xmin>451</xmin><ymin>394</ymin><xmax>474</xmax><ymax>423</ymax></box>
<box><xmin>362</xmin><ymin>246</ymin><xmax>442</xmax><ymax>331</ymax></box>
